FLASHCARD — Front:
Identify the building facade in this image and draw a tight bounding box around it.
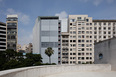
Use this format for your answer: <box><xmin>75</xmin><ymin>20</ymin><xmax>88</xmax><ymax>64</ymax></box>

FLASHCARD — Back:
<box><xmin>61</xmin><ymin>15</ymin><xmax>116</xmax><ymax>64</ymax></box>
<box><xmin>0</xmin><ymin>22</ymin><xmax>6</xmax><ymax>51</ymax></box>
<box><xmin>6</xmin><ymin>15</ymin><xmax>18</xmax><ymax>51</ymax></box>
<box><xmin>94</xmin><ymin>37</ymin><xmax>116</xmax><ymax>70</ymax></box>
<box><xmin>33</xmin><ymin>16</ymin><xmax>61</xmax><ymax>64</ymax></box>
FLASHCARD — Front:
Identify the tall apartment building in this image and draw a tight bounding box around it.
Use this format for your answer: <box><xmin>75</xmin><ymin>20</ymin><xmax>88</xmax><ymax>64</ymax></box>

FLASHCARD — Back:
<box><xmin>61</xmin><ymin>15</ymin><xmax>94</xmax><ymax>64</ymax></box>
<box><xmin>6</xmin><ymin>15</ymin><xmax>18</xmax><ymax>51</ymax></box>
<box><xmin>33</xmin><ymin>16</ymin><xmax>61</xmax><ymax>64</ymax></box>
<box><xmin>0</xmin><ymin>22</ymin><xmax>6</xmax><ymax>51</ymax></box>
<box><xmin>93</xmin><ymin>20</ymin><xmax>116</xmax><ymax>43</ymax></box>
<box><xmin>61</xmin><ymin>15</ymin><xmax>116</xmax><ymax>64</ymax></box>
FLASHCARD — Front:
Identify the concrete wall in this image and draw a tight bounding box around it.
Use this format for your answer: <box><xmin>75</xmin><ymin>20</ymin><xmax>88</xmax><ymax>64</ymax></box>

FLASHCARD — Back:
<box><xmin>94</xmin><ymin>38</ymin><xmax>116</xmax><ymax>70</ymax></box>
<box><xmin>0</xmin><ymin>65</ymin><xmax>111</xmax><ymax>77</ymax></box>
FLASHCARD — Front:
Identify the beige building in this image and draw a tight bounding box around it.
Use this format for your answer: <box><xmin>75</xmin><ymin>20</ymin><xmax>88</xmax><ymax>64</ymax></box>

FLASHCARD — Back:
<box><xmin>61</xmin><ymin>15</ymin><xmax>116</xmax><ymax>64</ymax></box>
<box><xmin>6</xmin><ymin>15</ymin><xmax>18</xmax><ymax>51</ymax></box>
<box><xmin>22</xmin><ymin>43</ymin><xmax>33</xmax><ymax>53</ymax></box>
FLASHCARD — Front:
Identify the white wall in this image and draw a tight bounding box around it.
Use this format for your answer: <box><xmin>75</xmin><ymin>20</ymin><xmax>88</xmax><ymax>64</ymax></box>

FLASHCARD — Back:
<box><xmin>0</xmin><ymin>64</ymin><xmax>111</xmax><ymax>77</ymax></box>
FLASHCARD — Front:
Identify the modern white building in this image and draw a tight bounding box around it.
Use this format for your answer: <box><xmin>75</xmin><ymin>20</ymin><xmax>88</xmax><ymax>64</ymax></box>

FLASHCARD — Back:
<box><xmin>0</xmin><ymin>22</ymin><xmax>6</xmax><ymax>51</ymax></box>
<box><xmin>33</xmin><ymin>16</ymin><xmax>61</xmax><ymax>64</ymax></box>
<box><xmin>61</xmin><ymin>15</ymin><xmax>116</xmax><ymax>64</ymax></box>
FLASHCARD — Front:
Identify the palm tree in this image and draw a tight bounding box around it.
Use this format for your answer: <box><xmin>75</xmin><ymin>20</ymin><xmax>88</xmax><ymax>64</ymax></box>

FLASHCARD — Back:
<box><xmin>45</xmin><ymin>47</ymin><xmax>54</xmax><ymax>64</ymax></box>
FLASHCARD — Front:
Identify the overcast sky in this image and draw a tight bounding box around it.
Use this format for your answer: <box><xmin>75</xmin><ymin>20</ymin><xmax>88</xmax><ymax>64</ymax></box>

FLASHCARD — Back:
<box><xmin>0</xmin><ymin>0</ymin><xmax>116</xmax><ymax>46</ymax></box>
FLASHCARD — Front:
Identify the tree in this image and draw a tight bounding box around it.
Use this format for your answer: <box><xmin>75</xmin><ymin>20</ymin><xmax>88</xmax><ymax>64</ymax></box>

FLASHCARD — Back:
<box><xmin>45</xmin><ymin>47</ymin><xmax>54</xmax><ymax>64</ymax></box>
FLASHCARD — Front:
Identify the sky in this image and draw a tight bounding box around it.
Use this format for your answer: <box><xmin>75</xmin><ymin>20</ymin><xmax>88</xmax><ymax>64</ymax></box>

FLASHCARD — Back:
<box><xmin>0</xmin><ymin>0</ymin><xmax>116</xmax><ymax>46</ymax></box>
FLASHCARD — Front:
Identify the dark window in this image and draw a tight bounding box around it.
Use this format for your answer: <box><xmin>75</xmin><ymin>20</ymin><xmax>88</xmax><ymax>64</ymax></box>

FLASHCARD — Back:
<box><xmin>99</xmin><ymin>53</ymin><xmax>103</xmax><ymax>59</ymax></box>
<box><xmin>70</xmin><ymin>23</ymin><xmax>72</xmax><ymax>25</ymax></box>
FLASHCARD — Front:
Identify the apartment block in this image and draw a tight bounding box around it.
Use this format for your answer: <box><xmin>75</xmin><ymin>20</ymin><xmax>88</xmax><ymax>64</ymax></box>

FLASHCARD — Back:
<box><xmin>93</xmin><ymin>20</ymin><xmax>116</xmax><ymax>43</ymax></box>
<box><xmin>6</xmin><ymin>15</ymin><xmax>18</xmax><ymax>51</ymax></box>
<box><xmin>61</xmin><ymin>15</ymin><xmax>116</xmax><ymax>64</ymax></box>
<box><xmin>0</xmin><ymin>22</ymin><xmax>6</xmax><ymax>51</ymax></box>
<box><xmin>33</xmin><ymin>16</ymin><xmax>61</xmax><ymax>64</ymax></box>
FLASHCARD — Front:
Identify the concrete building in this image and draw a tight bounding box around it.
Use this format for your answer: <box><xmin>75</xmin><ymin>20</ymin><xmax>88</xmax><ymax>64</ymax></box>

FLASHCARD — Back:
<box><xmin>93</xmin><ymin>20</ymin><xmax>116</xmax><ymax>43</ymax></box>
<box><xmin>94</xmin><ymin>37</ymin><xmax>116</xmax><ymax>70</ymax></box>
<box><xmin>6</xmin><ymin>15</ymin><xmax>18</xmax><ymax>51</ymax></box>
<box><xmin>17</xmin><ymin>44</ymin><xmax>22</xmax><ymax>52</ymax></box>
<box><xmin>33</xmin><ymin>16</ymin><xmax>61</xmax><ymax>64</ymax></box>
<box><xmin>61</xmin><ymin>15</ymin><xmax>116</xmax><ymax>64</ymax></box>
<box><xmin>0</xmin><ymin>22</ymin><xmax>6</xmax><ymax>51</ymax></box>
<box><xmin>61</xmin><ymin>15</ymin><xmax>94</xmax><ymax>64</ymax></box>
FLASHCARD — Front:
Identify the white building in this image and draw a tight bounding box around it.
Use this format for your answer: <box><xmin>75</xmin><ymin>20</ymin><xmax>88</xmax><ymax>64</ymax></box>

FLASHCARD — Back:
<box><xmin>61</xmin><ymin>15</ymin><xmax>116</xmax><ymax>64</ymax></box>
<box><xmin>33</xmin><ymin>16</ymin><xmax>61</xmax><ymax>64</ymax></box>
<box><xmin>0</xmin><ymin>22</ymin><xmax>6</xmax><ymax>51</ymax></box>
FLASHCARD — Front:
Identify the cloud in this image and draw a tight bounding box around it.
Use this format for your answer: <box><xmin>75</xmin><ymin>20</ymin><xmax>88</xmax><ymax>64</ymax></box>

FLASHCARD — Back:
<box><xmin>18</xmin><ymin>28</ymin><xmax>32</xmax><ymax>46</ymax></box>
<box><xmin>0</xmin><ymin>0</ymin><xmax>3</xmax><ymax>2</ymax></box>
<box><xmin>93</xmin><ymin>0</ymin><xmax>103</xmax><ymax>6</ymax></box>
<box><xmin>55</xmin><ymin>11</ymin><xmax>68</xmax><ymax>19</ymax></box>
<box><xmin>6</xmin><ymin>8</ymin><xmax>30</xmax><ymax>25</ymax></box>
<box><xmin>80</xmin><ymin>0</ymin><xmax>114</xmax><ymax>6</ymax></box>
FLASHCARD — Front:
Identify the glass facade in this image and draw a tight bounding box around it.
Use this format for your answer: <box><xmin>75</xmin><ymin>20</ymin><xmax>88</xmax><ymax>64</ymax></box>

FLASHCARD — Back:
<box><xmin>33</xmin><ymin>16</ymin><xmax>61</xmax><ymax>64</ymax></box>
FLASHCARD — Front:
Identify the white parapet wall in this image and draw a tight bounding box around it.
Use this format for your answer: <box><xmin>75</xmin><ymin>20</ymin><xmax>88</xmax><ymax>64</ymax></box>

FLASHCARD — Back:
<box><xmin>0</xmin><ymin>64</ymin><xmax>111</xmax><ymax>77</ymax></box>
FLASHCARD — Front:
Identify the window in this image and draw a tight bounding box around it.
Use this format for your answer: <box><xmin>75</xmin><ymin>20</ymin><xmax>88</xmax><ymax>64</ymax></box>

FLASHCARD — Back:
<box><xmin>82</xmin><ymin>40</ymin><xmax>84</xmax><ymax>42</ymax></box>
<box><xmin>78</xmin><ymin>53</ymin><xmax>81</xmax><ymax>55</ymax></box>
<box><xmin>82</xmin><ymin>48</ymin><xmax>84</xmax><ymax>51</ymax></box>
<box><xmin>70</xmin><ymin>48</ymin><xmax>72</xmax><ymax>51</ymax></box>
<box><xmin>108</xmin><ymin>23</ymin><xmax>111</xmax><ymax>25</ymax></box>
<box><xmin>108</xmin><ymin>27</ymin><xmax>111</xmax><ymax>30</ymax></box>
<box><xmin>78</xmin><ymin>35</ymin><xmax>81</xmax><ymax>38</ymax></box>
<box><xmin>78</xmin><ymin>40</ymin><xmax>81</xmax><ymax>42</ymax></box>
<box><xmin>86</xmin><ymin>40</ymin><xmax>89</xmax><ymax>42</ymax></box>
<box><xmin>73</xmin><ymin>36</ymin><xmax>76</xmax><ymax>38</ymax></box>
<box><xmin>78</xmin><ymin>31</ymin><xmax>81</xmax><ymax>34</ymax></box>
<box><xmin>82</xmin><ymin>27</ymin><xmax>84</xmax><ymax>29</ymax></box>
<box><xmin>86</xmin><ymin>23</ymin><xmax>89</xmax><ymax>25</ymax></box>
<box><xmin>73</xmin><ymin>31</ymin><xmax>76</xmax><ymax>34</ymax></box>
<box><xmin>104</xmin><ymin>23</ymin><xmax>106</xmax><ymax>25</ymax></box>
<box><xmin>90</xmin><ymin>36</ymin><xmax>92</xmax><ymax>38</ymax></box>
<box><xmin>104</xmin><ymin>27</ymin><xmax>106</xmax><ymax>30</ymax></box>
<box><xmin>70</xmin><ymin>27</ymin><xmax>72</xmax><ymax>30</ymax></box>
<box><xmin>86</xmin><ymin>19</ymin><xmax>89</xmax><ymax>22</ymax></box>
<box><xmin>78</xmin><ymin>44</ymin><xmax>81</xmax><ymax>47</ymax></box>
<box><xmin>86</xmin><ymin>48</ymin><xmax>89</xmax><ymax>51</ymax></box>
<box><xmin>82</xmin><ymin>44</ymin><xmax>84</xmax><ymax>47</ymax></box>
<box><xmin>70</xmin><ymin>31</ymin><xmax>72</xmax><ymax>34</ymax></box>
<box><xmin>99</xmin><ymin>27</ymin><xmax>101</xmax><ymax>30</ymax></box>
<box><xmin>82</xmin><ymin>31</ymin><xmax>85</xmax><ymax>34</ymax></box>
<box><xmin>94</xmin><ymin>27</ymin><xmax>97</xmax><ymax>30</ymax></box>
<box><xmin>70</xmin><ymin>57</ymin><xmax>72</xmax><ymax>59</ymax></box>
<box><xmin>78</xmin><ymin>27</ymin><xmax>81</xmax><ymax>30</ymax></box>
<box><xmin>73</xmin><ymin>40</ymin><xmax>76</xmax><ymax>42</ymax></box>
<box><xmin>99</xmin><ymin>22</ymin><xmax>101</xmax><ymax>26</ymax></box>
<box><xmin>70</xmin><ymin>53</ymin><xmax>72</xmax><ymax>55</ymax></box>
<box><xmin>82</xmin><ymin>57</ymin><xmax>84</xmax><ymax>60</ymax></box>
<box><xmin>90</xmin><ymin>27</ymin><xmax>92</xmax><ymax>30</ymax></box>
<box><xmin>70</xmin><ymin>23</ymin><xmax>72</xmax><ymax>25</ymax></box>
<box><xmin>94</xmin><ymin>32</ymin><xmax>97</xmax><ymax>34</ymax></box>
<box><xmin>73</xmin><ymin>44</ymin><xmax>76</xmax><ymax>47</ymax></box>
<box><xmin>82</xmin><ymin>35</ymin><xmax>84</xmax><ymax>38</ymax></box>
<box><xmin>77</xmin><ymin>17</ymin><xmax>81</xmax><ymax>20</ymax></box>
<box><xmin>73</xmin><ymin>53</ymin><xmax>76</xmax><ymax>55</ymax></box>
<box><xmin>87</xmin><ymin>31</ymin><xmax>89</xmax><ymax>34</ymax></box>
<box><xmin>104</xmin><ymin>32</ymin><xmax>106</xmax><ymax>34</ymax></box>
<box><xmin>94</xmin><ymin>22</ymin><xmax>97</xmax><ymax>25</ymax></box>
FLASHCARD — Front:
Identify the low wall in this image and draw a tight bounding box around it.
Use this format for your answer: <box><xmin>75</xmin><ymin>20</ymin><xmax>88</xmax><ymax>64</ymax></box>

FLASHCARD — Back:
<box><xmin>0</xmin><ymin>64</ymin><xmax>111</xmax><ymax>77</ymax></box>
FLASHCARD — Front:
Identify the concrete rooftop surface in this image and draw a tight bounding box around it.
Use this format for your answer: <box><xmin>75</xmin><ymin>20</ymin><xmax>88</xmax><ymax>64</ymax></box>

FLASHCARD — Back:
<box><xmin>0</xmin><ymin>64</ymin><xmax>116</xmax><ymax>77</ymax></box>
